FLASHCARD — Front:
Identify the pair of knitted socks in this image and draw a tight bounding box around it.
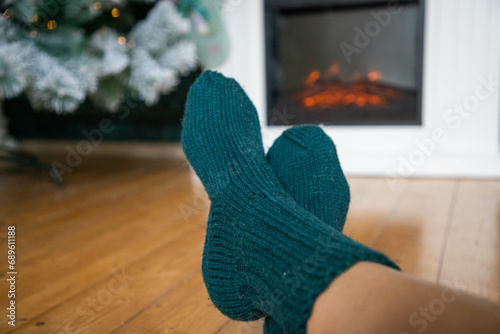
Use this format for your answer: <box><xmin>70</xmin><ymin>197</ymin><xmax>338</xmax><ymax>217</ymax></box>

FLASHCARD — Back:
<box><xmin>181</xmin><ymin>71</ymin><xmax>398</xmax><ymax>334</ymax></box>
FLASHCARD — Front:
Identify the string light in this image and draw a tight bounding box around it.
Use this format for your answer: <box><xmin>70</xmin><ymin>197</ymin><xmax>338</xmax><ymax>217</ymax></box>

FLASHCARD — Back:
<box><xmin>117</xmin><ymin>36</ymin><xmax>127</xmax><ymax>45</ymax></box>
<box><xmin>30</xmin><ymin>30</ymin><xmax>38</xmax><ymax>38</ymax></box>
<box><xmin>3</xmin><ymin>9</ymin><xmax>11</xmax><ymax>18</ymax></box>
<box><xmin>111</xmin><ymin>8</ymin><xmax>120</xmax><ymax>18</ymax></box>
<box><xmin>47</xmin><ymin>20</ymin><xmax>57</xmax><ymax>30</ymax></box>
<box><xmin>30</xmin><ymin>14</ymin><xmax>39</xmax><ymax>22</ymax></box>
<box><xmin>94</xmin><ymin>2</ymin><xmax>102</xmax><ymax>10</ymax></box>
<box><xmin>127</xmin><ymin>40</ymin><xmax>136</xmax><ymax>48</ymax></box>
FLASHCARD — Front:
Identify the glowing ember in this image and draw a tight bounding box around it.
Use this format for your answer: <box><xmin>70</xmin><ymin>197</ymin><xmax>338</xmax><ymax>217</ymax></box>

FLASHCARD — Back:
<box><xmin>356</xmin><ymin>97</ymin><xmax>366</xmax><ymax>107</ymax></box>
<box><xmin>299</xmin><ymin>67</ymin><xmax>396</xmax><ymax>109</ymax></box>
<box><xmin>299</xmin><ymin>82</ymin><xmax>394</xmax><ymax>109</ymax></box>
<box><xmin>304</xmin><ymin>97</ymin><xmax>315</xmax><ymax>107</ymax></box>
<box><xmin>369</xmin><ymin>95</ymin><xmax>382</xmax><ymax>104</ymax></box>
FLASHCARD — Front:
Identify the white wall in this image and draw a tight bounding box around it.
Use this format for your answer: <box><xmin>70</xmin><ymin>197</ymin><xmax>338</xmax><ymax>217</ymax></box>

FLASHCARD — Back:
<box><xmin>217</xmin><ymin>0</ymin><xmax>500</xmax><ymax>179</ymax></box>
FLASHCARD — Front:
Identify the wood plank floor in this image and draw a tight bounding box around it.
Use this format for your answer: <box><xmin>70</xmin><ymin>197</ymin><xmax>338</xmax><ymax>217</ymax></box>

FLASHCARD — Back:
<box><xmin>1</xmin><ymin>144</ymin><xmax>499</xmax><ymax>334</ymax></box>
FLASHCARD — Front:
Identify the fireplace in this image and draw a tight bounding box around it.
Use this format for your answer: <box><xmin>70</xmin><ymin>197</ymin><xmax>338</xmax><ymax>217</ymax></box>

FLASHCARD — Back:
<box><xmin>265</xmin><ymin>0</ymin><xmax>425</xmax><ymax>126</ymax></box>
<box><xmin>219</xmin><ymin>0</ymin><xmax>500</xmax><ymax>177</ymax></box>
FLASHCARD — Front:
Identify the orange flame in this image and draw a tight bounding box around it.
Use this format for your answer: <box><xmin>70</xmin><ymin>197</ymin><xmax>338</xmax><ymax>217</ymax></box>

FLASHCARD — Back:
<box><xmin>329</xmin><ymin>64</ymin><xmax>340</xmax><ymax>76</ymax></box>
<box><xmin>300</xmin><ymin>81</ymin><xmax>393</xmax><ymax>109</ymax></box>
<box><xmin>305</xmin><ymin>70</ymin><xmax>321</xmax><ymax>86</ymax></box>
<box><xmin>300</xmin><ymin>66</ymin><xmax>391</xmax><ymax>109</ymax></box>
<box><xmin>368</xmin><ymin>71</ymin><xmax>380</xmax><ymax>82</ymax></box>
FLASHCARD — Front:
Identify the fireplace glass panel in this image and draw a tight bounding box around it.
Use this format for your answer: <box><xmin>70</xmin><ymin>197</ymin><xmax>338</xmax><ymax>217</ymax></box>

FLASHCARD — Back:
<box><xmin>266</xmin><ymin>1</ymin><xmax>424</xmax><ymax>125</ymax></box>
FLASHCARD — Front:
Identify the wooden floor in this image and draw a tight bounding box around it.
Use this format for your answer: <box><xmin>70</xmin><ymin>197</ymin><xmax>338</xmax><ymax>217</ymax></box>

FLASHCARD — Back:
<box><xmin>1</xmin><ymin>144</ymin><xmax>499</xmax><ymax>334</ymax></box>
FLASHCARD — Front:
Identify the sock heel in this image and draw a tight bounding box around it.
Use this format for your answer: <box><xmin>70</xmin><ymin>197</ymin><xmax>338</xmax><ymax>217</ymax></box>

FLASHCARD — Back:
<box><xmin>202</xmin><ymin>205</ymin><xmax>266</xmax><ymax>321</ymax></box>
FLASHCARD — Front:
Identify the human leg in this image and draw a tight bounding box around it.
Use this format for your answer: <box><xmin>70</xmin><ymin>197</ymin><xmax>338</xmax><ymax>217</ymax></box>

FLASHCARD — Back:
<box><xmin>308</xmin><ymin>261</ymin><xmax>500</xmax><ymax>334</ymax></box>
<box><xmin>181</xmin><ymin>71</ymin><xmax>399</xmax><ymax>333</ymax></box>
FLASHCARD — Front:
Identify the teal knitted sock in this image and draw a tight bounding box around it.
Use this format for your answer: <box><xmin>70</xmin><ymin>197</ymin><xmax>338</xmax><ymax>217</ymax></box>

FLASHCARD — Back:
<box><xmin>267</xmin><ymin>125</ymin><xmax>350</xmax><ymax>233</ymax></box>
<box><xmin>182</xmin><ymin>71</ymin><xmax>399</xmax><ymax>333</ymax></box>
<box><xmin>263</xmin><ymin>126</ymin><xmax>350</xmax><ymax>333</ymax></box>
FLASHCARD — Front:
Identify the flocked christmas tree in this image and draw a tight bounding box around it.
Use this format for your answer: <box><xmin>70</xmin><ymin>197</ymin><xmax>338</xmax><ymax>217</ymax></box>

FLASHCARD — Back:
<box><xmin>0</xmin><ymin>0</ymin><xmax>210</xmax><ymax>114</ymax></box>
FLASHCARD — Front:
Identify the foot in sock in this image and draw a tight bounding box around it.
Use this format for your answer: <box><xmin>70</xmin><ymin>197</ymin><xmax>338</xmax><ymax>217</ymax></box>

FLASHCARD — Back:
<box><xmin>264</xmin><ymin>125</ymin><xmax>350</xmax><ymax>333</ymax></box>
<box><xmin>182</xmin><ymin>70</ymin><xmax>399</xmax><ymax>333</ymax></box>
<box><xmin>267</xmin><ymin>125</ymin><xmax>350</xmax><ymax>233</ymax></box>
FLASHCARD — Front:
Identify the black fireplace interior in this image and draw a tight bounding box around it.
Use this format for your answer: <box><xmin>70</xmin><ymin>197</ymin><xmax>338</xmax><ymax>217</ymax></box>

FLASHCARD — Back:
<box><xmin>265</xmin><ymin>0</ymin><xmax>425</xmax><ymax>126</ymax></box>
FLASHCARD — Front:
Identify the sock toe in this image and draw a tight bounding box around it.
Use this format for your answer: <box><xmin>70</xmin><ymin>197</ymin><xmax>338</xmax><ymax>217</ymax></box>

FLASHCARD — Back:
<box><xmin>182</xmin><ymin>70</ymin><xmax>265</xmax><ymax>198</ymax></box>
<box><xmin>267</xmin><ymin>125</ymin><xmax>350</xmax><ymax>232</ymax></box>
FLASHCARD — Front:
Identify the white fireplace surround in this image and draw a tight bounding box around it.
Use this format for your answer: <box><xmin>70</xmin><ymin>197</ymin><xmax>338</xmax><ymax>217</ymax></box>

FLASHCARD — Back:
<box><xmin>216</xmin><ymin>0</ymin><xmax>500</xmax><ymax>178</ymax></box>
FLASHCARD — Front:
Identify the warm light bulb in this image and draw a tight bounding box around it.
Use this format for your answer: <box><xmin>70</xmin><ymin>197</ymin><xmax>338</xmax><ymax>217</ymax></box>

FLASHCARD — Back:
<box><xmin>117</xmin><ymin>36</ymin><xmax>127</xmax><ymax>45</ymax></box>
<box><xmin>47</xmin><ymin>20</ymin><xmax>57</xmax><ymax>30</ymax></box>
<box><xmin>94</xmin><ymin>2</ymin><xmax>102</xmax><ymax>9</ymax></box>
<box><xmin>111</xmin><ymin>8</ymin><xmax>120</xmax><ymax>18</ymax></box>
<box><xmin>3</xmin><ymin>9</ymin><xmax>11</xmax><ymax>18</ymax></box>
<box><xmin>30</xmin><ymin>30</ymin><xmax>38</xmax><ymax>38</ymax></box>
<box><xmin>30</xmin><ymin>14</ymin><xmax>39</xmax><ymax>22</ymax></box>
